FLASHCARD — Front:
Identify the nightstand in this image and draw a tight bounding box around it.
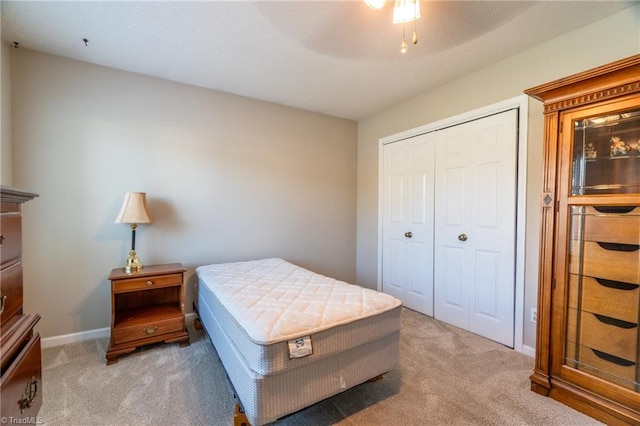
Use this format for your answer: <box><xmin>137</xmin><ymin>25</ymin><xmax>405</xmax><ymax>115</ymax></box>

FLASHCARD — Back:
<box><xmin>105</xmin><ymin>263</ymin><xmax>189</xmax><ymax>365</ymax></box>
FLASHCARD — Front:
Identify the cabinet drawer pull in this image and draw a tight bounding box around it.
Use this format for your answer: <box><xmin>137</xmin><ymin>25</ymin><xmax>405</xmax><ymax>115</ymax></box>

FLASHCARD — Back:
<box><xmin>0</xmin><ymin>234</ymin><xmax>4</xmax><ymax>246</ymax></box>
<box><xmin>595</xmin><ymin>278</ymin><xmax>639</xmax><ymax>291</ymax></box>
<box><xmin>0</xmin><ymin>293</ymin><xmax>5</xmax><ymax>314</ymax></box>
<box><xmin>143</xmin><ymin>326</ymin><xmax>159</xmax><ymax>335</ymax></box>
<box><xmin>593</xmin><ymin>313</ymin><xmax>637</xmax><ymax>329</ymax></box>
<box><xmin>591</xmin><ymin>348</ymin><xmax>635</xmax><ymax>367</ymax></box>
<box><xmin>146</xmin><ymin>281</ymin><xmax>154</xmax><ymax>286</ymax></box>
<box><xmin>596</xmin><ymin>242</ymin><xmax>640</xmax><ymax>252</ymax></box>
<box><xmin>19</xmin><ymin>377</ymin><xmax>38</xmax><ymax>413</ymax></box>
<box><xmin>593</xmin><ymin>206</ymin><xmax>637</xmax><ymax>214</ymax></box>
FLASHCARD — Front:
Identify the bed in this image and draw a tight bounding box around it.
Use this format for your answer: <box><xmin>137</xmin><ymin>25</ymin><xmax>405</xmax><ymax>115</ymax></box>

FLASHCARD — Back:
<box><xmin>195</xmin><ymin>258</ymin><xmax>402</xmax><ymax>425</ymax></box>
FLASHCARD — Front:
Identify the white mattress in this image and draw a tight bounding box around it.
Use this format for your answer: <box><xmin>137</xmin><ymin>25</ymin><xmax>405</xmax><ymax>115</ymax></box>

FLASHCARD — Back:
<box><xmin>196</xmin><ymin>258</ymin><xmax>402</xmax><ymax>376</ymax></box>
<box><xmin>195</xmin><ymin>258</ymin><xmax>402</xmax><ymax>425</ymax></box>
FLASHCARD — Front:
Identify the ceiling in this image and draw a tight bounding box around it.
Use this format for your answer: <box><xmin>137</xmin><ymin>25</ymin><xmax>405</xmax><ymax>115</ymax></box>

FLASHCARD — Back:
<box><xmin>1</xmin><ymin>1</ymin><xmax>638</xmax><ymax>121</ymax></box>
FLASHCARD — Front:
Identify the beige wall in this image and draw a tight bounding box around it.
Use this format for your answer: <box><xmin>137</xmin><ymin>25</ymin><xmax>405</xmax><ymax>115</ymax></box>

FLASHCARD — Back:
<box><xmin>1</xmin><ymin>41</ymin><xmax>12</xmax><ymax>185</ymax></box>
<box><xmin>11</xmin><ymin>49</ymin><xmax>357</xmax><ymax>338</ymax></box>
<box><xmin>356</xmin><ymin>5</ymin><xmax>640</xmax><ymax>350</ymax></box>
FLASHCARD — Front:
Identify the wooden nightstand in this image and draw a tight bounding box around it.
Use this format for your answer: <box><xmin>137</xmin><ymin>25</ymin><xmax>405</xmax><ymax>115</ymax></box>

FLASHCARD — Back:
<box><xmin>105</xmin><ymin>263</ymin><xmax>189</xmax><ymax>365</ymax></box>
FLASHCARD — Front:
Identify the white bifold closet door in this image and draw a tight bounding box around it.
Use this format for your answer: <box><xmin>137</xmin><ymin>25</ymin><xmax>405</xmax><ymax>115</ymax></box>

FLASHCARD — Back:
<box><xmin>381</xmin><ymin>109</ymin><xmax>517</xmax><ymax>347</ymax></box>
<box><xmin>382</xmin><ymin>133</ymin><xmax>435</xmax><ymax>315</ymax></box>
<box><xmin>433</xmin><ymin>109</ymin><xmax>517</xmax><ymax>347</ymax></box>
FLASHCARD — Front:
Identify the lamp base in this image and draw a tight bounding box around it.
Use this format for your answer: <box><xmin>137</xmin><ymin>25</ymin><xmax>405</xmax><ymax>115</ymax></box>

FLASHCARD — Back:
<box><xmin>124</xmin><ymin>250</ymin><xmax>143</xmax><ymax>273</ymax></box>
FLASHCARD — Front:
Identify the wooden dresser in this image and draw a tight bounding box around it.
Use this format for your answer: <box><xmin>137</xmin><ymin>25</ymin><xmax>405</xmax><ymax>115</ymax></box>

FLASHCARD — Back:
<box><xmin>0</xmin><ymin>186</ymin><xmax>41</xmax><ymax>422</ymax></box>
<box><xmin>526</xmin><ymin>54</ymin><xmax>640</xmax><ymax>423</ymax></box>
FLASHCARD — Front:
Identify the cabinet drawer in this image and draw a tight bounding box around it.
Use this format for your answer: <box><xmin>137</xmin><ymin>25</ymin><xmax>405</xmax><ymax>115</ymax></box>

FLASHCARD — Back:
<box><xmin>112</xmin><ymin>316</ymin><xmax>184</xmax><ymax>345</ymax></box>
<box><xmin>568</xmin><ymin>274</ymin><xmax>639</xmax><ymax>323</ymax></box>
<box><xmin>567</xmin><ymin>308</ymin><xmax>637</xmax><ymax>362</ymax></box>
<box><xmin>0</xmin><ymin>333</ymin><xmax>42</xmax><ymax>420</ymax></box>
<box><xmin>0</xmin><ymin>213</ymin><xmax>21</xmax><ymax>268</ymax></box>
<box><xmin>113</xmin><ymin>273</ymin><xmax>182</xmax><ymax>293</ymax></box>
<box><xmin>1</xmin><ymin>263</ymin><xmax>23</xmax><ymax>324</ymax></box>
<box><xmin>570</xmin><ymin>240</ymin><xmax>640</xmax><ymax>284</ymax></box>
<box><xmin>583</xmin><ymin>209</ymin><xmax>640</xmax><ymax>245</ymax></box>
<box><xmin>566</xmin><ymin>343</ymin><xmax>636</xmax><ymax>391</ymax></box>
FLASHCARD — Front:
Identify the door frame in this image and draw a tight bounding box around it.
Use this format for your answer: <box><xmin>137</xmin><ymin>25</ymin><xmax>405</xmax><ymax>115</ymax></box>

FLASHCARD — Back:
<box><xmin>377</xmin><ymin>95</ymin><xmax>529</xmax><ymax>353</ymax></box>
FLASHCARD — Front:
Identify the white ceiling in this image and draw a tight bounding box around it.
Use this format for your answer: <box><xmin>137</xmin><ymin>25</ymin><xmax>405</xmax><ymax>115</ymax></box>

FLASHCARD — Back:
<box><xmin>1</xmin><ymin>1</ymin><xmax>637</xmax><ymax>121</ymax></box>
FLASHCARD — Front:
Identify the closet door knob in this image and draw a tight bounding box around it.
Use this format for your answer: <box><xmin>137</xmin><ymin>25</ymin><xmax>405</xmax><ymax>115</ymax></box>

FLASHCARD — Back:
<box><xmin>404</xmin><ymin>232</ymin><xmax>413</xmax><ymax>238</ymax></box>
<box><xmin>458</xmin><ymin>234</ymin><xmax>468</xmax><ymax>242</ymax></box>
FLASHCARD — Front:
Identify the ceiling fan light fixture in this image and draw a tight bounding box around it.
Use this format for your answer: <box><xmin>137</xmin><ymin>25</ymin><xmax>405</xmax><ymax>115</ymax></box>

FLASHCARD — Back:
<box><xmin>364</xmin><ymin>0</ymin><xmax>388</xmax><ymax>10</ymax></box>
<box><xmin>393</xmin><ymin>0</ymin><xmax>421</xmax><ymax>24</ymax></box>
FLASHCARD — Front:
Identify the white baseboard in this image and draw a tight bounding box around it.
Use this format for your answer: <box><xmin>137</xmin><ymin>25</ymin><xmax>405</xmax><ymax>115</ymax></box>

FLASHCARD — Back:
<box><xmin>522</xmin><ymin>344</ymin><xmax>536</xmax><ymax>358</ymax></box>
<box><xmin>41</xmin><ymin>312</ymin><xmax>199</xmax><ymax>349</ymax></box>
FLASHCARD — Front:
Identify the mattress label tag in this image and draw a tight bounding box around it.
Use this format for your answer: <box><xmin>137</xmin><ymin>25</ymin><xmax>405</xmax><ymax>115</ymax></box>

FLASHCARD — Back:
<box><xmin>288</xmin><ymin>336</ymin><xmax>313</xmax><ymax>359</ymax></box>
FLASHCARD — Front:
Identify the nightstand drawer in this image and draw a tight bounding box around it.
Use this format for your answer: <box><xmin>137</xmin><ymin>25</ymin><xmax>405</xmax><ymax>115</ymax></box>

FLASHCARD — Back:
<box><xmin>113</xmin><ymin>273</ymin><xmax>183</xmax><ymax>293</ymax></box>
<box><xmin>112</xmin><ymin>316</ymin><xmax>184</xmax><ymax>345</ymax></box>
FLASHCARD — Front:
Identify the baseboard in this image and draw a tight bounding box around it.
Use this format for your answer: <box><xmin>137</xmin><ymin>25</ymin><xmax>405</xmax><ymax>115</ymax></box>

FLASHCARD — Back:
<box><xmin>41</xmin><ymin>312</ymin><xmax>199</xmax><ymax>349</ymax></box>
<box><xmin>522</xmin><ymin>344</ymin><xmax>536</xmax><ymax>358</ymax></box>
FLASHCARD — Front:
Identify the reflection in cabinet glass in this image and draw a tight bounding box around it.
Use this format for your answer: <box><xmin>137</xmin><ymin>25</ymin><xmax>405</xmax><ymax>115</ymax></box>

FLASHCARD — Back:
<box><xmin>567</xmin><ymin>206</ymin><xmax>640</xmax><ymax>391</ymax></box>
<box><xmin>572</xmin><ymin>108</ymin><xmax>640</xmax><ymax>195</ymax></box>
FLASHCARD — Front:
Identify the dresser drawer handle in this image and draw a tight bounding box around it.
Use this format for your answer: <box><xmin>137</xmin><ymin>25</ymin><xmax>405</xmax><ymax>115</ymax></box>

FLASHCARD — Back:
<box><xmin>591</xmin><ymin>348</ymin><xmax>635</xmax><ymax>367</ymax></box>
<box><xmin>593</xmin><ymin>206</ymin><xmax>637</xmax><ymax>214</ymax></box>
<box><xmin>19</xmin><ymin>377</ymin><xmax>38</xmax><ymax>413</ymax></box>
<box><xmin>595</xmin><ymin>278</ymin><xmax>639</xmax><ymax>291</ymax></box>
<box><xmin>593</xmin><ymin>313</ymin><xmax>637</xmax><ymax>329</ymax></box>
<box><xmin>143</xmin><ymin>326</ymin><xmax>159</xmax><ymax>335</ymax></box>
<box><xmin>0</xmin><ymin>293</ymin><xmax>6</xmax><ymax>314</ymax></box>
<box><xmin>146</xmin><ymin>281</ymin><xmax>154</xmax><ymax>286</ymax></box>
<box><xmin>0</xmin><ymin>234</ymin><xmax>4</xmax><ymax>246</ymax></box>
<box><xmin>596</xmin><ymin>242</ymin><xmax>640</xmax><ymax>252</ymax></box>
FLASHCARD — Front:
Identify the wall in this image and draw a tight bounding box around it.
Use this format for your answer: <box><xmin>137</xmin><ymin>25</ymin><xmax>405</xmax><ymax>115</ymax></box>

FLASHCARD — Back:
<box><xmin>356</xmin><ymin>5</ymin><xmax>640</xmax><ymax>350</ymax></box>
<box><xmin>1</xmin><ymin>40</ymin><xmax>12</xmax><ymax>185</ymax></box>
<box><xmin>11</xmin><ymin>49</ymin><xmax>357</xmax><ymax>338</ymax></box>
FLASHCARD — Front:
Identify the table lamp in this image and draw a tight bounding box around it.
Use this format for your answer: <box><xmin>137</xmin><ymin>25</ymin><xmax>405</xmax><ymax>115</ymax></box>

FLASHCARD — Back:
<box><xmin>114</xmin><ymin>192</ymin><xmax>153</xmax><ymax>273</ymax></box>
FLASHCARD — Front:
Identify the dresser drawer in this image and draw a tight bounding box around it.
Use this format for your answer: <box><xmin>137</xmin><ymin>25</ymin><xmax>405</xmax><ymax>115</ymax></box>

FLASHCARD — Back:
<box><xmin>0</xmin><ymin>213</ymin><xmax>22</xmax><ymax>269</ymax></box>
<box><xmin>567</xmin><ymin>308</ymin><xmax>637</xmax><ymax>362</ymax></box>
<box><xmin>0</xmin><ymin>333</ymin><xmax>42</xmax><ymax>420</ymax></box>
<box><xmin>583</xmin><ymin>208</ymin><xmax>640</xmax><ymax>245</ymax></box>
<box><xmin>113</xmin><ymin>273</ymin><xmax>183</xmax><ymax>293</ymax></box>
<box><xmin>570</xmin><ymin>240</ymin><xmax>640</xmax><ymax>284</ymax></box>
<box><xmin>566</xmin><ymin>343</ymin><xmax>636</xmax><ymax>391</ymax></box>
<box><xmin>1</xmin><ymin>263</ymin><xmax>23</xmax><ymax>324</ymax></box>
<box><xmin>568</xmin><ymin>274</ymin><xmax>639</xmax><ymax>323</ymax></box>
<box><xmin>112</xmin><ymin>315</ymin><xmax>184</xmax><ymax>345</ymax></box>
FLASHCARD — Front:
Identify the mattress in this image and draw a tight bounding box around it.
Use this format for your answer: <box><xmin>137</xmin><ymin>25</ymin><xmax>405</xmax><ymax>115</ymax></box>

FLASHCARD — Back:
<box><xmin>196</xmin><ymin>258</ymin><xmax>402</xmax><ymax>425</ymax></box>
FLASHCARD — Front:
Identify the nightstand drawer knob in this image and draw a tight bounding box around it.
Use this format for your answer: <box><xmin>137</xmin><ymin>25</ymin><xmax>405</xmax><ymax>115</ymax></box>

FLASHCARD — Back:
<box><xmin>146</xmin><ymin>280</ymin><xmax>154</xmax><ymax>286</ymax></box>
<box><xmin>143</xmin><ymin>326</ymin><xmax>159</xmax><ymax>335</ymax></box>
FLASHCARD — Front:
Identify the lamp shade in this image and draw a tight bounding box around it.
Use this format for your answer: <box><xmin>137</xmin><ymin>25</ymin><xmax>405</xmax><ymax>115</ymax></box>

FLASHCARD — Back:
<box><xmin>114</xmin><ymin>192</ymin><xmax>153</xmax><ymax>224</ymax></box>
<box><xmin>364</xmin><ymin>0</ymin><xmax>387</xmax><ymax>10</ymax></box>
<box><xmin>393</xmin><ymin>0</ymin><xmax>421</xmax><ymax>24</ymax></box>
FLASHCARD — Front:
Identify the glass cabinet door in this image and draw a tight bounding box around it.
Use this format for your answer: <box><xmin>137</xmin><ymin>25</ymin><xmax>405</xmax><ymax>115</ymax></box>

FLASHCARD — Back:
<box><xmin>572</xmin><ymin>107</ymin><xmax>640</xmax><ymax>195</ymax></box>
<box><xmin>566</xmin><ymin>205</ymin><xmax>640</xmax><ymax>390</ymax></box>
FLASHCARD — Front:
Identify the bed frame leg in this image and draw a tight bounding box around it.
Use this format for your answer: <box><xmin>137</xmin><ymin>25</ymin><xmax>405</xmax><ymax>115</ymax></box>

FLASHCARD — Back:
<box><xmin>193</xmin><ymin>317</ymin><xmax>203</xmax><ymax>331</ymax></box>
<box><xmin>233</xmin><ymin>403</ymin><xmax>250</xmax><ymax>426</ymax></box>
<box><xmin>369</xmin><ymin>374</ymin><xmax>384</xmax><ymax>383</ymax></box>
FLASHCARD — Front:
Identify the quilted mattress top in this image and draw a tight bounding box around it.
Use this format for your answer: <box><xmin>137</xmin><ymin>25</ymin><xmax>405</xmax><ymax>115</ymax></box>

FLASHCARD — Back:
<box><xmin>196</xmin><ymin>258</ymin><xmax>402</xmax><ymax>345</ymax></box>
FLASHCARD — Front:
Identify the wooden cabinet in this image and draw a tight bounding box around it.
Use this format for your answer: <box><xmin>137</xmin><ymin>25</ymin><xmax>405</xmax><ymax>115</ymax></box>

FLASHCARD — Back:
<box><xmin>526</xmin><ymin>54</ymin><xmax>640</xmax><ymax>424</ymax></box>
<box><xmin>0</xmin><ymin>186</ymin><xmax>41</xmax><ymax>422</ymax></box>
<box><xmin>106</xmin><ymin>263</ymin><xmax>189</xmax><ymax>365</ymax></box>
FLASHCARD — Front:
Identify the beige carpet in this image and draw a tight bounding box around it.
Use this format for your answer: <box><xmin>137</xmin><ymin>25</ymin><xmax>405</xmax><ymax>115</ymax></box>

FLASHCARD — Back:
<box><xmin>38</xmin><ymin>308</ymin><xmax>602</xmax><ymax>425</ymax></box>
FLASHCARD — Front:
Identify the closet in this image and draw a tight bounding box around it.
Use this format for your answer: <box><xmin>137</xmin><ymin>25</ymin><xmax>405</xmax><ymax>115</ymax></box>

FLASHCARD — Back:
<box><xmin>381</xmin><ymin>108</ymin><xmax>518</xmax><ymax>347</ymax></box>
<box><xmin>526</xmin><ymin>54</ymin><xmax>640</xmax><ymax>423</ymax></box>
